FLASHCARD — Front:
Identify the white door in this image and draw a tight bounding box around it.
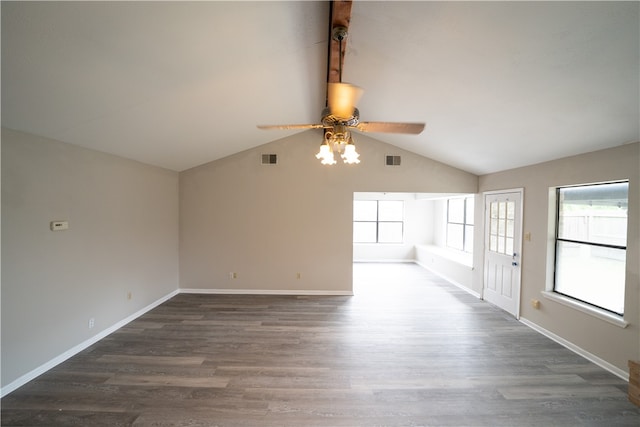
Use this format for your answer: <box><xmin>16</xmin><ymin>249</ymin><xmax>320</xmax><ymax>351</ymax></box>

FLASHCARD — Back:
<box><xmin>483</xmin><ymin>190</ymin><xmax>523</xmax><ymax>318</ymax></box>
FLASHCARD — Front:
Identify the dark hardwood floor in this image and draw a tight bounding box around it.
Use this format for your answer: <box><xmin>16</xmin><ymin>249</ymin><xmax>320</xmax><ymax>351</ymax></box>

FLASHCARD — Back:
<box><xmin>2</xmin><ymin>263</ymin><xmax>639</xmax><ymax>426</ymax></box>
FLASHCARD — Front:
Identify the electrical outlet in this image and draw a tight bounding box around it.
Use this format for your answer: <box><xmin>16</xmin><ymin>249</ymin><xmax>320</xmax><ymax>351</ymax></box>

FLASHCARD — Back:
<box><xmin>50</xmin><ymin>220</ymin><xmax>69</xmax><ymax>231</ymax></box>
<box><xmin>88</xmin><ymin>318</ymin><xmax>95</xmax><ymax>329</ymax></box>
<box><xmin>127</xmin><ymin>292</ymin><xmax>132</xmax><ymax>300</ymax></box>
<box><xmin>229</xmin><ymin>272</ymin><xmax>237</xmax><ymax>279</ymax></box>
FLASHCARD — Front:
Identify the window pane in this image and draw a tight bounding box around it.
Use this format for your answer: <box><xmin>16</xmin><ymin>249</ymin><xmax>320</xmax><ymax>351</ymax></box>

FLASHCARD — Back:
<box><xmin>353</xmin><ymin>200</ymin><xmax>377</xmax><ymax>221</ymax></box>
<box><xmin>558</xmin><ymin>182</ymin><xmax>628</xmax><ymax>246</ymax></box>
<box><xmin>465</xmin><ymin>197</ymin><xmax>474</xmax><ymax>225</ymax></box>
<box><xmin>448</xmin><ymin>199</ymin><xmax>465</xmax><ymax>223</ymax></box>
<box><xmin>555</xmin><ymin>240</ymin><xmax>625</xmax><ymax>315</ymax></box>
<box><xmin>378</xmin><ymin>222</ymin><xmax>403</xmax><ymax>243</ymax></box>
<box><xmin>378</xmin><ymin>201</ymin><xmax>403</xmax><ymax>221</ymax></box>
<box><xmin>353</xmin><ymin>222</ymin><xmax>376</xmax><ymax>243</ymax></box>
<box><xmin>464</xmin><ymin>225</ymin><xmax>474</xmax><ymax>252</ymax></box>
<box><xmin>447</xmin><ymin>224</ymin><xmax>464</xmax><ymax>250</ymax></box>
<box><xmin>447</xmin><ymin>197</ymin><xmax>474</xmax><ymax>253</ymax></box>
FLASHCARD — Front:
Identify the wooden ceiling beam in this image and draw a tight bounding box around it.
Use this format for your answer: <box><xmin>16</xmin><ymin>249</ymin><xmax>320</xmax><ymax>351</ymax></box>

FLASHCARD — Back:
<box><xmin>327</xmin><ymin>1</ymin><xmax>353</xmax><ymax>84</ymax></box>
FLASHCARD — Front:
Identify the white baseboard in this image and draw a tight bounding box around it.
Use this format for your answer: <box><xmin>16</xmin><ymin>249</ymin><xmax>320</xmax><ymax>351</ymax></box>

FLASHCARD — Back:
<box><xmin>180</xmin><ymin>288</ymin><xmax>353</xmax><ymax>296</ymax></box>
<box><xmin>353</xmin><ymin>259</ymin><xmax>414</xmax><ymax>263</ymax></box>
<box><xmin>0</xmin><ymin>289</ymin><xmax>180</xmax><ymax>398</ymax></box>
<box><xmin>519</xmin><ymin>317</ymin><xmax>628</xmax><ymax>381</ymax></box>
<box><xmin>415</xmin><ymin>260</ymin><xmax>481</xmax><ymax>299</ymax></box>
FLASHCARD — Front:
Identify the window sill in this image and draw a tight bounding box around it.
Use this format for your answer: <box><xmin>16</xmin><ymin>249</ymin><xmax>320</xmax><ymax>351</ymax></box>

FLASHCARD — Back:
<box><xmin>354</xmin><ymin>242</ymin><xmax>405</xmax><ymax>245</ymax></box>
<box><xmin>415</xmin><ymin>244</ymin><xmax>473</xmax><ymax>268</ymax></box>
<box><xmin>541</xmin><ymin>291</ymin><xmax>628</xmax><ymax>328</ymax></box>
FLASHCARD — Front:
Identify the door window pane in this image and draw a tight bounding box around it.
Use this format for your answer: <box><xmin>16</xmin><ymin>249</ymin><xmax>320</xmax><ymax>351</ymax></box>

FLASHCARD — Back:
<box><xmin>506</xmin><ymin>237</ymin><xmax>514</xmax><ymax>256</ymax></box>
<box><xmin>506</xmin><ymin>219</ymin><xmax>514</xmax><ymax>238</ymax></box>
<box><xmin>490</xmin><ymin>235</ymin><xmax>497</xmax><ymax>252</ymax></box>
<box><xmin>507</xmin><ymin>201</ymin><xmax>515</xmax><ymax>219</ymax></box>
<box><xmin>498</xmin><ymin>235</ymin><xmax>505</xmax><ymax>253</ymax></box>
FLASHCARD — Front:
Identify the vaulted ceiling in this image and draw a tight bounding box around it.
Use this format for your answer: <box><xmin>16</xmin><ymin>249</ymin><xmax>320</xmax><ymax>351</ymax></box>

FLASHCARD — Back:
<box><xmin>2</xmin><ymin>1</ymin><xmax>638</xmax><ymax>175</ymax></box>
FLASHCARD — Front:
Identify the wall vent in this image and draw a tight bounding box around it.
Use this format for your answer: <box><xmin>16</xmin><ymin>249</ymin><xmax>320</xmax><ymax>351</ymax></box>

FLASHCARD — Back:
<box><xmin>261</xmin><ymin>154</ymin><xmax>278</xmax><ymax>165</ymax></box>
<box><xmin>386</xmin><ymin>155</ymin><xmax>401</xmax><ymax>166</ymax></box>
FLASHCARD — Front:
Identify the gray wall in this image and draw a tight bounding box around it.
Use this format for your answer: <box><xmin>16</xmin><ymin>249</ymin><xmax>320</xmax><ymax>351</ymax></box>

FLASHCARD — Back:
<box><xmin>179</xmin><ymin>130</ymin><xmax>478</xmax><ymax>293</ymax></box>
<box><xmin>474</xmin><ymin>142</ymin><xmax>640</xmax><ymax>373</ymax></box>
<box><xmin>1</xmin><ymin>128</ymin><xmax>180</xmax><ymax>389</ymax></box>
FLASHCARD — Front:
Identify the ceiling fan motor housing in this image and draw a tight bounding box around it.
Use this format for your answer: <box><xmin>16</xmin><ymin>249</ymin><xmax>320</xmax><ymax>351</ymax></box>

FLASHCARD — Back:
<box><xmin>321</xmin><ymin>107</ymin><xmax>360</xmax><ymax>128</ymax></box>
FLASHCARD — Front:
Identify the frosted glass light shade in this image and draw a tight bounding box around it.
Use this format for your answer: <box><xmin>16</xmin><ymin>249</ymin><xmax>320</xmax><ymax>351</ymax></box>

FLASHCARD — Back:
<box><xmin>341</xmin><ymin>144</ymin><xmax>360</xmax><ymax>164</ymax></box>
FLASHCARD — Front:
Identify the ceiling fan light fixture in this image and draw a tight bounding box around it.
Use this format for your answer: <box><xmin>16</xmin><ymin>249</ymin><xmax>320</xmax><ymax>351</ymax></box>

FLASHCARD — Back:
<box><xmin>341</xmin><ymin>139</ymin><xmax>360</xmax><ymax>165</ymax></box>
<box><xmin>317</xmin><ymin>128</ymin><xmax>359</xmax><ymax>165</ymax></box>
<box><xmin>316</xmin><ymin>143</ymin><xmax>337</xmax><ymax>165</ymax></box>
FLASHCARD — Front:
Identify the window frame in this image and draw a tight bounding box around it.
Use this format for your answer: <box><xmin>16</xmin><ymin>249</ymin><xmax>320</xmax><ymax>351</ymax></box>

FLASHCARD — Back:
<box><xmin>353</xmin><ymin>200</ymin><xmax>404</xmax><ymax>244</ymax></box>
<box><xmin>552</xmin><ymin>180</ymin><xmax>628</xmax><ymax>317</ymax></box>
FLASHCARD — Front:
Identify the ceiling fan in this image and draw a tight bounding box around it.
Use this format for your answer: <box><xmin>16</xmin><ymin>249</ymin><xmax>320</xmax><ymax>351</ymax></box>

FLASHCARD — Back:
<box><xmin>257</xmin><ymin>19</ymin><xmax>425</xmax><ymax>165</ymax></box>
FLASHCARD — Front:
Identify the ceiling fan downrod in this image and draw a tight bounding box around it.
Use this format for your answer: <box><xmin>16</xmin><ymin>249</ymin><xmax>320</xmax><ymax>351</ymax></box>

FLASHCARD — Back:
<box><xmin>332</xmin><ymin>26</ymin><xmax>348</xmax><ymax>83</ymax></box>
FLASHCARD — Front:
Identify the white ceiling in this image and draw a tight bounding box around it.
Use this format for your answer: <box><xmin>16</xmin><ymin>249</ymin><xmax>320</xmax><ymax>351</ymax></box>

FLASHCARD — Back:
<box><xmin>2</xmin><ymin>1</ymin><xmax>638</xmax><ymax>175</ymax></box>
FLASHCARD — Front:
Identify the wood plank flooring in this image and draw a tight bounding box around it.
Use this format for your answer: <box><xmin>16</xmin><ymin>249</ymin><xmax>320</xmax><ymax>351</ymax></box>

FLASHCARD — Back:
<box><xmin>2</xmin><ymin>263</ymin><xmax>639</xmax><ymax>426</ymax></box>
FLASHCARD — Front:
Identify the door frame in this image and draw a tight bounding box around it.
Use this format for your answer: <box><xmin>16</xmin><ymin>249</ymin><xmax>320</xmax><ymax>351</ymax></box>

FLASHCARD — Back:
<box><xmin>481</xmin><ymin>188</ymin><xmax>524</xmax><ymax>319</ymax></box>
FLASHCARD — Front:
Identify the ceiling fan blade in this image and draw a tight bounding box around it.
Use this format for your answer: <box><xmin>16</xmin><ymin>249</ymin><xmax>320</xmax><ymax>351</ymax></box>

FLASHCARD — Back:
<box><xmin>328</xmin><ymin>82</ymin><xmax>364</xmax><ymax>119</ymax></box>
<box><xmin>356</xmin><ymin>121</ymin><xmax>425</xmax><ymax>134</ymax></box>
<box><xmin>257</xmin><ymin>124</ymin><xmax>324</xmax><ymax>130</ymax></box>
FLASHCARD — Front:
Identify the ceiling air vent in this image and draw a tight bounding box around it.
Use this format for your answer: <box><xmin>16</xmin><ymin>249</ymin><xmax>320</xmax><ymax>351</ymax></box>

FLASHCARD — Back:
<box><xmin>386</xmin><ymin>155</ymin><xmax>401</xmax><ymax>166</ymax></box>
<box><xmin>261</xmin><ymin>154</ymin><xmax>278</xmax><ymax>165</ymax></box>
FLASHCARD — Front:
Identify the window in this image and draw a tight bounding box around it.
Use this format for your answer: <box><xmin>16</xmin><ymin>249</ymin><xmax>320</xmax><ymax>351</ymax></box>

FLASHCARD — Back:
<box><xmin>446</xmin><ymin>197</ymin><xmax>474</xmax><ymax>252</ymax></box>
<box><xmin>353</xmin><ymin>200</ymin><xmax>404</xmax><ymax>243</ymax></box>
<box><xmin>554</xmin><ymin>181</ymin><xmax>628</xmax><ymax>316</ymax></box>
